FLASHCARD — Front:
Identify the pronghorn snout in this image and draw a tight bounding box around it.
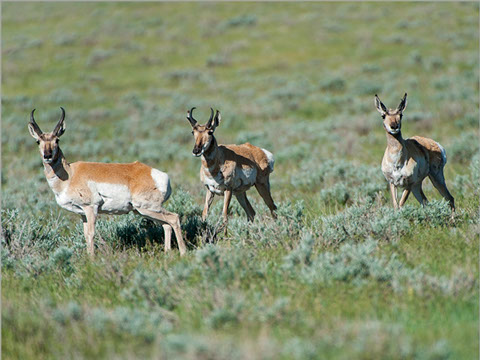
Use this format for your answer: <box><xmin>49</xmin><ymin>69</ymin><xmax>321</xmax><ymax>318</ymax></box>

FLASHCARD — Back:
<box><xmin>43</xmin><ymin>149</ymin><xmax>53</xmax><ymax>162</ymax></box>
<box><xmin>390</xmin><ymin>123</ymin><xmax>400</xmax><ymax>131</ymax></box>
<box><xmin>192</xmin><ymin>147</ymin><xmax>202</xmax><ymax>157</ymax></box>
<box><xmin>388</xmin><ymin>121</ymin><xmax>401</xmax><ymax>134</ymax></box>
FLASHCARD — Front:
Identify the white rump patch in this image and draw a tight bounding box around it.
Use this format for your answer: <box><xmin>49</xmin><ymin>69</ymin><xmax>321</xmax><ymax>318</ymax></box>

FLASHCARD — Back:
<box><xmin>88</xmin><ymin>181</ymin><xmax>133</xmax><ymax>214</ymax></box>
<box><xmin>151</xmin><ymin>168</ymin><xmax>171</xmax><ymax>200</ymax></box>
<box><xmin>436</xmin><ymin>142</ymin><xmax>447</xmax><ymax>165</ymax></box>
<box><xmin>262</xmin><ymin>148</ymin><xmax>275</xmax><ymax>173</ymax></box>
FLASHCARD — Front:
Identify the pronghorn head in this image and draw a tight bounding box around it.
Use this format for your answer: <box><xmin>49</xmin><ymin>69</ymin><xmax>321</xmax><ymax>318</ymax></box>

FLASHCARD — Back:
<box><xmin>186</xmin><ymin>107</ymin><xmax>221</xmax><ymax>157</ymax></box>
<box><xmin>375</xmin><ymin>93</ymin><xmax>407</xmax><ymax>135</ymax></box>
<box><xmin>28</xmin><ymin>107</ymin><xmax>66</xmax><ymax>164</ymax></box>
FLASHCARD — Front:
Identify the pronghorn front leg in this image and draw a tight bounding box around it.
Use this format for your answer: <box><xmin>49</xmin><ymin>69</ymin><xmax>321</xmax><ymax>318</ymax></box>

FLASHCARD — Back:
<box><xmin>389</xmin><ymin>183</ymin><xmax>399</xmax><ymax>209</ymax></box>
<box><xmin>202</xmin><ymin>190</ymin><xmax>215</xmax><ymax>221</ymax></box>
<box><xmin>222</xmin><ymin>190</ymin><xmax>232</xmax><ymax>222</ymax></box>
<box><xmin>162</xmin><ymin>224</ymin><xmax>172</xmax><ymax>252</ymax></box>
<box><xmin>82</xmin><ymin>206</ymin><xmax>98</xmax><ymax>256</ymax></box>
<box><xmin>398</xmin><ymin>188</ymin><xmax>411</xmax><ymax>208</ymax></box>
<box><xmin>221</xmin><ymin>190</ymin><xmax>233</xmax><ymax>234</ymax></box>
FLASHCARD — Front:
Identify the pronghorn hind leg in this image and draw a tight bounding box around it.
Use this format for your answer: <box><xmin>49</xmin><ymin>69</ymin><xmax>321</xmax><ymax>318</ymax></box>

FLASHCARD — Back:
<box><xmin>389</xmin><ymin>183</ymin><xmax>399</xmax><ymax>209</ymax></box>
<box><xmin>411</xmin><ymin>184</ymin><xmax>428</xmax><ymax>207</ymax></box>
<box><xmin>429</xmin><ymin>172</ymin><xmax>455</xmax><ymax>211</ymax></box>
<box><xmin>81</xmin><ymin>206</ymin><xmax>97</xmax><ymax>256</ymax></box>
<box><xmin>244</xmin><ymin>193</ymin><xmax>256</xmax><ymax>220</ymax></box>
<box><xmin>202</xmin><ymin>190</ymin><xmax>215</xmax><ymax>221</ymax></box>
<box><xmin>255</xmin><ymin>181</ymin><xmax>277</xmax><ymax>218</ymax></box>
<box><xmin>235</xmin><ymin>192</ymin><xmax>255</xmax><ymax>222</ymax></box>
<box><xmin>135</xmin><ymin>207</ymin><xmax>186</xmax><ymax>256</ymax></box>
<box><xmin>398</xmin><ymin>188</ymin><xmax>411</xmax><ymax>208</ymax></box>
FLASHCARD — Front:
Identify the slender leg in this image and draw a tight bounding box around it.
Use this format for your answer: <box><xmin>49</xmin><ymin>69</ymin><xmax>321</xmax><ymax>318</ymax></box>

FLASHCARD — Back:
<box><xmin>235</xmin><ymin>192</ymin><xmax>255</xmax><ymax>222</ymax></box>
<box><xmin>389</xmin><ymin>183</ymin><xmax>398</xmax><ymax>209</ymax></box>
<box><xmin>411</xmin><ymin>184</ymin><xmax>428</xmax><ymax>207</ymax></box>
<box><xmin>254</xmin><ymin>181</ymin><xmax>277</xmax><ymax>218</ymax></box>
<box><xmin>429</xmin><ymin>172</ymin><xmax>455</xmax><ymax>212</ymax></box>
<box><xmin>82</xmin><ymin>206</ymin><xmax>97</xmax><ymax>256</ymax></box>
<box><xmin>398</xmin><ymin>188</ymin><xmax>411</xmax><ymax>208</ymax></box>
<box><xmin>202</xmin><ymin>191</ymin><xmax>215</xmax><ymax>221</ymax></box>
<box><xmin>135</xmin><ymin>208</ymin><xmax>187</xmax><ymax>256</ymax></box>
<box><xmin>222</xmin><ymin>190</ymin><xmax>233</xmax><ymax>224</ymax></box>
<box><xmin>162</xmin><ymin>224</ymin><xmax>172</xmax><ymax>252</ymax></box>
<box><xmin>420</xmin><ymin>187</ymin><xmax>428</xmax><ymax>205</ymax></box>
<box><xmin>244</xmin><ymin>193</ymin><xmax>256</xmax><ymax>220</ymax></box>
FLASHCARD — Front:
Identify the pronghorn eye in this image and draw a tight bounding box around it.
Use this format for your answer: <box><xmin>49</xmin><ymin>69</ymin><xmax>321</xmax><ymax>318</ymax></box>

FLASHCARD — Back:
<box><xmin>191</xmin><ymin>131</ymin><xmax>194</xmax><ymax>135</ymax></box>
<box><xmin>208</xmin><ymin>131</ymin><xmax>213</xmax><ymax>135</ymax></box>
<box><xmin>36</xmin><ymin>140</ymin><xmax>40</xmax><ymax>145</ymax></box>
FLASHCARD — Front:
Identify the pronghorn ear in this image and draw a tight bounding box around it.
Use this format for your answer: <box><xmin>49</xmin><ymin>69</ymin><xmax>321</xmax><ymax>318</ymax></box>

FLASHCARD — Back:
<box><xmin>374</xmin><ymin>94</ymin><xmax>388</xmax><ymax>116</ymax></box>
<box><xmin>397</xmin><ymin>93</ymin><xmax>407</xmax><ymax>114</ymax></box>
<box><xmin>28</xmin><ymin>109</ymin><xmax>42</xmax><ymax>141</ymax></box>
<box><xmin>213</xmin><ymin>110</ymin><xmax>221</xmax><ymax>130</ymax></box>
<box><xmin>28</xmin><ymin>122</ymin><xmax>42</xmax><ymax>141</ymax></box>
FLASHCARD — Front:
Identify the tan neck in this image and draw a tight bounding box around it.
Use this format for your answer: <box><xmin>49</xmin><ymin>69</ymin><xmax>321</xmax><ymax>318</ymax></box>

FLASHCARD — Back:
<box><xmin>386</xmin><ymin>130</ymin><xmax>405</xmax><ymax>150</ymax></box>
<box><xmin>385</xmin><ymin>130</ymin><xmax>407</xmax><ymax>165</ymax></box>
<box><xmin>201</xmin><ymin>137</ymin><xmax>220</xmax><ymax>166</ymax></box>
<box><xmin>43</xmin><ymin>149</ymin><xmax>71</xmax><ymax>183</ymax></box>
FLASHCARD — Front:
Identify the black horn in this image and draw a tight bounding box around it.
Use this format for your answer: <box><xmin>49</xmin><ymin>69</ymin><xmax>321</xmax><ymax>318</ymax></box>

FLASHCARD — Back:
<box><xmin>187</xmin><ymin>107</ymin><xmax>198</xmax><ymax>126</ymax></box>
<box><xmin>206</xmin><ymin>108</ymin><xmax>214</xmax><ymax>129</ymax></box>
<box><xmin>53</xmin><ymin>107</ymin><xmax>66</xmax><ymax>137</ymax></box>
<box><xmin>29</xmin><ymin>108</ymin><xmax>43</xmax><ymax>135</ymax></box>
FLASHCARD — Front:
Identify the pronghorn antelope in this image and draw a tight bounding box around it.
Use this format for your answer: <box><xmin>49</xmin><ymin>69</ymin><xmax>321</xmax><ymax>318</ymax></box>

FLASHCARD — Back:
<box><xmin>375</xmin><ymin>93</ymin><xmax>455</xmax><ymax>211</ymax></box>
<box><xmin>186</xmin><ymin>107</ymin><xmax>277</xmax><ymax>225</ymax></box>
<box><xmin>28</xmin><ymin>108</ymin><xmax>186</xmax><ymax>256</ymax></box>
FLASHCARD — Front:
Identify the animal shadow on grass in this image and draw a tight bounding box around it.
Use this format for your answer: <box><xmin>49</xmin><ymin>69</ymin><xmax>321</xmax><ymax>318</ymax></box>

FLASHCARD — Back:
<box><xmin>110</xmin><ymin>216</ymin><xmax>214</xmax><ymax>252</ymax></box>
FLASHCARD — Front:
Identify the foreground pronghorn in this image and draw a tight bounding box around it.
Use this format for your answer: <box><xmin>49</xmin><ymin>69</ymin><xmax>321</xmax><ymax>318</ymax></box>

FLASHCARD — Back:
<box><xmin>28</xmin><ymin>108</ymin><xmax>186</xmax><ymax>256</ymax></box>
<box><xmin>186</xmin><ymin>107</ymin><xmax>277</xmax><ymax>224</ymax></box>
<box><xmin>375</xmin><ymin>93</ymin><xmax>455</xmax><ymax>211</ymax></box>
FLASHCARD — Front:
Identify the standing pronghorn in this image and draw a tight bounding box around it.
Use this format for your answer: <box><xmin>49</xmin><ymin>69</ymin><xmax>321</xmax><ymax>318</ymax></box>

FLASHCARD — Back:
<box><xmin>186</xmin><ymin>107</ymin><xmax>277</xmax><ymax>225</ymax></box>
<box><xmin>28</xmin><ymin>108</ymin><xmax>187</xmax><ymax>256</ymax></box>
<box><xmin>375</xmin><ymin>93</ymin><xmax>455</xmax><ymax>211</ymax></box>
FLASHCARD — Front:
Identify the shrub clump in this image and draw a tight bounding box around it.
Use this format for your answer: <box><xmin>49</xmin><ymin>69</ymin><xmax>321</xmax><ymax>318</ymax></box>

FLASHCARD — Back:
<box><xmin>321</xmin><ymin>200</ymin><xmax>453</xmax><ymax>245</ymax></box>
<box><xmin>284</xmin><ymin>238</ymin><xmax>476</xmax><ymax>297</ymax></box>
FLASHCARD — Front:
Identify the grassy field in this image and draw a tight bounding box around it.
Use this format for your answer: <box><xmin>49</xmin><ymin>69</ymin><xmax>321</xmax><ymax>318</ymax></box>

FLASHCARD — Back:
<box><xmin>2</xmin><ymin>2</ymin><xmax>479</xmax><ymax>359</ymax></box>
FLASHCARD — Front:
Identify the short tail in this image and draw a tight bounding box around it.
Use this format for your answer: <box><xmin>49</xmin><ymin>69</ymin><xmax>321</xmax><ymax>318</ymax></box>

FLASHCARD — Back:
<box><xmin>262</xmin><ymin>148</ymin><xmax>275</xmax><ymax>173</ymax></box>
<box><xmin>436</xmin><ymin>141</ymin><xmax>447</xmax><ymax>166</ymax></box>
<box><xmin>151</xmin><ymin>168</ymin><xmax>171</xmax><ymax>201</ymax></box>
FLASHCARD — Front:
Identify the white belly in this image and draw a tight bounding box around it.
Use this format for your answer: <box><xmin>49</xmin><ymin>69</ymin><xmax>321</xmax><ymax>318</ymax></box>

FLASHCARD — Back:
<box><xmin>88</xmin><ymin>182</ymin><xmax>133</xmax><ymax>214</ymax></box>
<box><xmin>56</xmin><ymin>191</ymin><xmax>85</xmax><ymax>215</ymax></box>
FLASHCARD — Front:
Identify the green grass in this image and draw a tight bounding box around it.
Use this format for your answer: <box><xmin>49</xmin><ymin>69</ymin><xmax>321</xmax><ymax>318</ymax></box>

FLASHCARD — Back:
<box><xmin>2</xmin><ymin>2</ymin><xmax>479</xmax><ymax>359</ymax></box>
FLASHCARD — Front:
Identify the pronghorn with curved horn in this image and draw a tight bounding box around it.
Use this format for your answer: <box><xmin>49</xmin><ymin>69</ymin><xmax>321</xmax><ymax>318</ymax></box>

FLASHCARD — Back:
<box><xmin>28</xmin><ymin>108</ymin><xmax>187</xmax><ymax>256</ymax></box>
<box><xmin>375</xmin><ymin>93</ymin><xmax>455</xmax><ymax>211</ymax></box>
<box><xmin>186</xmin><ymin>107</ymin><xmax>277</xmax><ymax>225</ymax></box>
